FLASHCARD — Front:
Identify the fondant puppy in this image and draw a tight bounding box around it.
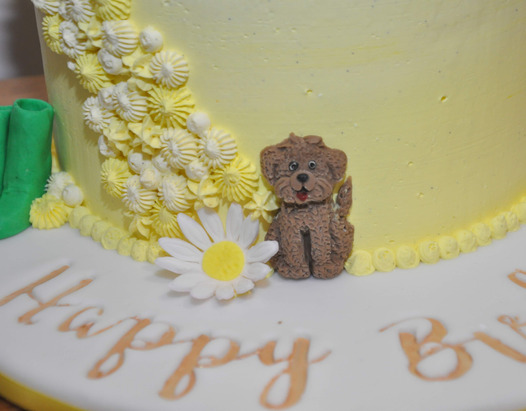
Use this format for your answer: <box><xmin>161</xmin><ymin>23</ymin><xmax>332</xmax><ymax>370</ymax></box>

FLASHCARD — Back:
<box><xmin>261</xmin><ymin>133</ymin><xmax>354</xmax><ymax>279</ymax></box>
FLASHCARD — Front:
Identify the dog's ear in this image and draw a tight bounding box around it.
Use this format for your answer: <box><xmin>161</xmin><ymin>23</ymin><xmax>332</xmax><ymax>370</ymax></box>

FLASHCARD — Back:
<box><xmin>261</xmin><ymin>135</ymin><xmax>297</xmax><ymax>186</ymax></box>
<box><xmin>260</xmin><ymin>145</ymin><xmax>283</xmax><ymax>186</ymax></box>
<box><xmin>326</xmin><ymin>147</ymin><xmax>348</xmax><ymax>182</ymax></box>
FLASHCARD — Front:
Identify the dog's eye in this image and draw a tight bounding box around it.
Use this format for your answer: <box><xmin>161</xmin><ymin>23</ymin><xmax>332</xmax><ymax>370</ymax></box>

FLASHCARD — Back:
<box><xmin>308</xmin><ymin>160</ymin><xmax>317</xmax><ymax>170</ymax></box>
<box><xmin>289</xmin><ymin>161</ymin><xmax>299</xmax><ymax>171</ymax></box>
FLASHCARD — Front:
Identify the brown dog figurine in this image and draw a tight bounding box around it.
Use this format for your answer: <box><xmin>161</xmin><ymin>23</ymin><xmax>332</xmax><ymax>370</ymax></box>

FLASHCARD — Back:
<box><xmin>261</xmin><ymin>133</ymin><xmax>354</xmax><ymax>279</ymax></box>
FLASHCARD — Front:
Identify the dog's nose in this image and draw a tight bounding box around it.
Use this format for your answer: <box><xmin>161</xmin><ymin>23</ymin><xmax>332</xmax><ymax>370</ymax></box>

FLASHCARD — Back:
<box><xmin>297</xmin><ymin>173</ymin><xmax>309</xmax><ymax>183</ymax></box>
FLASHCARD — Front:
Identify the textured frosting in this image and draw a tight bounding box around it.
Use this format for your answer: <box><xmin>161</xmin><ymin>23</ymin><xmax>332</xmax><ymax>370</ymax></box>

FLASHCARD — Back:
<box><xmin>35</xmin><ymin>0</ymin><xmax>526</xmax><ymax>273</ymax></box>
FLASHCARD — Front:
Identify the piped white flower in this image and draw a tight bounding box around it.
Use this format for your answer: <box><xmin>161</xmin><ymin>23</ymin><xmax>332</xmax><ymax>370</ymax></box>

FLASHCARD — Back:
<box><xmin>160</xmin><ymin>128</ymin><xmax>197</xmax><ymax>170</ymax></box>
<box><xmin>198</xmin><ymin>128</ymin><xmax>237</xmax><ymax>169</ymax></box>
<box><xmin>101</xmin><ymin>19</ymin><xmax>138</xmax><ymax>57</ymax></box>
<box><xmin>159</xmin><ymin>175</ymin><xmax>192</xmax><ymax>212</ymax></box>
<box><xmin>59</xmin><ymin>20</ymin><xmax>86</xmax><ymax>58</ymax></box>
<box><xmin>82</xmin><ymin>96</ymin><xmax>113</xmax><ymax>134</ymax></box>
<box><xmin>32</xmin><ymin>0</ymin><xmax>60</xmax><ymax>15</ymax></box>
<box><xmin>150</xmin><ymin>51</ymin><xmax>189</xmax><ymax>89</ymax></box>
<box><xmin>65</xmin><ymin>0</ymin><xmax>94</xmax><ymax>23</ymax></box>
<box><xmin>123</xmin><ymin>175</ymin><xmax>157</xmax><ymax>214</ymax></box>
<box><xmin>113</xmin><ymin>81</ymin><xmax>147</xmax><ymax>122</ymax></box>
<box><xmin>156</xmin><ymin>203</ymin><xmax>279</xmax><ymax>301</ymax></box>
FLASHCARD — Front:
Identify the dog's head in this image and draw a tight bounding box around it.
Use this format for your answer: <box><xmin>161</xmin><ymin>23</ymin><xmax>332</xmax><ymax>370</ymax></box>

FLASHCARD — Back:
<box><xmin>261</xmin><ymin>133</ymin><xmax>347</xmax><ymax>205</ymax></box>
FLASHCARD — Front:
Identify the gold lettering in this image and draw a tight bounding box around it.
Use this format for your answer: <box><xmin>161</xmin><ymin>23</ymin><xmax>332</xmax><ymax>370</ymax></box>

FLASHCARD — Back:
<box><xmin>474</xmin><ymin>331</ymin><xmax>526</xmax><ymax>362</ymax></box>
<box><xmin>382</xmin><ymin>318</ymin><xmax>473</xmax><ymax>381</ymax></box>
<box><xmin>0</xmin><ymin>265</ymin><xmax>69</xmax><ymax>308</ymax></box>
<box><xmin>88</xmin><ymin>318</ymin><xmax>176</xmax><ymax>379</ymax></box>
<box><xmin>508</xmin><ymin>269</ymin><xmax>526</xmax><ymax>289</ymax></box>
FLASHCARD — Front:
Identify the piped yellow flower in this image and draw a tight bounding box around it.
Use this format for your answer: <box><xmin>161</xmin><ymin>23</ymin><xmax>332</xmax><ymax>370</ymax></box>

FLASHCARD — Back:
<box><xmin>147</xmin><ymin>86</ymin><xmax>194</xmax><ymax>128</ymax></box>
<box><xmin>100</xmin><ymin>157</ymin><xmax>130</xmax><ymax>198</ymax></box>
<box><xmin>30</xmin><ymin>194</ymin><xmax>72</xmax><ymax>230</ymax></box>
<box><xmin>42</xmin><ymin>14</ymin><xmax>63</xmax><ymax>55</ymax></box>
<box><xmin>150</xmin><ymin>200</ymin><xmax>183</xmax><ymax>238</ymax></box>
<box><xmin>211</xmin><ymin>155</ymin><xmax>258</xmax><ymax>203</ymax></box>
<box><xmin>72</xmin><ymin>52</ymin><xmax>112</xmax><ymax>94</ymax></box>
<box><xmin>93</xmin><ymin>0</ymin><xmax>131</xmax><ymax>21</ymax></box>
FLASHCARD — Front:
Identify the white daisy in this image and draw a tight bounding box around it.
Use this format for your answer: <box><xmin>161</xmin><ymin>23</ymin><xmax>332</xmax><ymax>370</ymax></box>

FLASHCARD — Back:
<box><xmin>156</xmin><ymin>203</ymin><xmax>278</xmax><ymax>300</ymax></box>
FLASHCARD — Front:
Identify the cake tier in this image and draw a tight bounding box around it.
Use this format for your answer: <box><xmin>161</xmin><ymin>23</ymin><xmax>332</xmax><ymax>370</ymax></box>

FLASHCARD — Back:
<box><xmin>35</xmin><ymin>0</ymin><xmax>526</xmax><ymax>273</ymax></box>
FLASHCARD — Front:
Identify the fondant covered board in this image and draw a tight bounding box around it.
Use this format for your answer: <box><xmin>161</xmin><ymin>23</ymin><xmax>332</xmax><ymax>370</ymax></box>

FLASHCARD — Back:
<box><xmin>0</xmin><ymin>226</ymin><xmax>526</xmax><ymax>410</ymax></box>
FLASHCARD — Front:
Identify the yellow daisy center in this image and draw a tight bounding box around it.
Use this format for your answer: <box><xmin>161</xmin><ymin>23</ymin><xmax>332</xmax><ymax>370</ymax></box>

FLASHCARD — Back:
<box><xmin>202</xmin><ymin>241</ymin><xmax>245</xmax><ymax>281</ymax></box>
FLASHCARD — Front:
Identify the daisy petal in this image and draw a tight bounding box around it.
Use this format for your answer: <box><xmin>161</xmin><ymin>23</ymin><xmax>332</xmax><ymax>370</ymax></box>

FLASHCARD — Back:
<box><xmin>238</xmin><ymin>216</ymin><xmax>260</xmax><ymax>249</ymax></box>
<box><xmin>234</xmin><ymin>277</ymin><xmax>254</xmax><ymax>295</ymax></box>
<box><xmin>215</xmin><ymin>284</ymin><xmax>235</xmax><ymax>300</ymax></box>
<box><xmin>197</xmin><ymin>207</ymin><xmax>225</xmax><ymax>243</ymax></box>
<box><xmin>177</xmin><ymin>213</ymin><xmax>212</xmax><ymax>251</ymax></box>
<box><xmin>243</xmin><ymin>262</ymin><xmax>272</xmax><ymax>282</ymax></box>
<box><xmin>245</xmin><ymin>241</ymin><xmax>279</xmax><ymax>263</ymax></box>
<box><xmin>226</xmin><ymin>203</ymin><xmax>243</xmax><ymax>242</ymax></box>
<box><xmin>169</xmin><ymin>274</ymin><xmax>208</xmax><ymax>292</ymax></box>
<box><xmin>190</xmin><ymin>281</ymin><xmax>217</xmax><ymax>299</ymax></box>
<box><xmin>159</xmin><ymin>237</ymin><xmax>202</xmax><ymax>262</ymax></box>
<box><xmin>155</xmin><ymin>256</ymin><xmax>202</xmax><ymax>274</ymax></box>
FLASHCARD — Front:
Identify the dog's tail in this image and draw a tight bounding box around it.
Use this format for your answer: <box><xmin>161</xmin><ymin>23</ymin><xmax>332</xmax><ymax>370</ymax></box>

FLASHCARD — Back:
<box><xmin>335</xmin><ymin>176</ymin><xmax>353</xmax><ymax>218</ymax></box>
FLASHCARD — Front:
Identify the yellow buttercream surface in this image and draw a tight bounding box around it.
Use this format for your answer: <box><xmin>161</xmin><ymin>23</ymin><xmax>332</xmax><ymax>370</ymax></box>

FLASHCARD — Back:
<box><xmin>36</xmin><ymin>0</ymin><xmax>526</xmax><ymax>273</ymax></box>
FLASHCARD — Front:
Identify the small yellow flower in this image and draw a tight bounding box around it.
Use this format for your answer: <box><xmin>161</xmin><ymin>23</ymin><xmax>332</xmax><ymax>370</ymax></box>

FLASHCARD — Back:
<box><xmin>244</xmin><ymin>186</ymin><xmax>279</xmax><ymax>223</ymax></box>
<box><xmin>126</xmin><ymin>210</ymin><xmax>152</xmax><ymax>239</ymax></box>
<box><xmin>30</xmin><ymin>194</ymin><xmax>72</xmax><ymax>230</ymax></box>
<box><xmin>103</xmin><ymin>118</ymin><xmax>133</xmax><ymax>155</ymax></box>
<box><xmin>128</xmin><ymin>114</ymin><xmax>163</xmax><ymax>153</ymax></box>
<box><xmin>211</xmin><ymin>155</ymin><xmax>258</xmax><ymax>203</ymax></box>
<box><xmin>187</xmin><ymin>178</ymin><xmax>220</xmax><ymax>210</ymax></box>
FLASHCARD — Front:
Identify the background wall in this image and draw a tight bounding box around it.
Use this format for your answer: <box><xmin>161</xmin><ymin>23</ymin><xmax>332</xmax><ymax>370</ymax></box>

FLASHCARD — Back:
<box><xmin>0</xmin><ymin>0</ymin><xmax>43</xmax><ymax>80</ymax></box>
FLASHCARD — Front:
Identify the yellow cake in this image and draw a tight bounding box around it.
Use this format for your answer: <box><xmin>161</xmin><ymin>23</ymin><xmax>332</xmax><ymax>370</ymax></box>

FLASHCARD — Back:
<box><xmin>34</xmin><ymin>0</ymin><xmax>526</xmax><ymax>274</ymax></box>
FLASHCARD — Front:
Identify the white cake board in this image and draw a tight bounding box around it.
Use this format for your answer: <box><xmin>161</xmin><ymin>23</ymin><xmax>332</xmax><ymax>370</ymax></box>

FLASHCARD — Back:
<box><xmin>1</xmin><ymin>226</ymin><xmax>526</xmax><ymax>411</ymax></box>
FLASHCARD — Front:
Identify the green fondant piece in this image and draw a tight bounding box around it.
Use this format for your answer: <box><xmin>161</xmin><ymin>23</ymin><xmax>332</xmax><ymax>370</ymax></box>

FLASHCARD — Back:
<box><xmin>0</xmin><ymin>99</ymin><xmax>53</xmax><ymax>239</ymax></box>
<box><xmin>0</xmin><ymin>106</ymin><xmax>12</xmax><ymax>195</ymax></box>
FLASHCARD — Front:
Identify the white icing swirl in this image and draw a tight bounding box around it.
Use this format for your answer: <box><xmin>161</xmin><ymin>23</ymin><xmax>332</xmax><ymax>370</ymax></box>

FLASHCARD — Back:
<box><xmin>139</xmin><ymin>164</ymin><xmax>162</xmax><ymax>190</ymax></box>
<box><xmin>62</xmin><ymin>184</ymin><xmax>84</xmax><ymax>207</ymax></box>
<box><xmin>139</xmin><ymin>26</ymin><xmax>163</xmax><ymax>53</ymax></box>
<box><xmin>59</xmin><ymin>20</ymin><xmax>86</xmax><ymax>58</ymax></box>
<box><xmin>98</xmin><ymin>48</ymin><xmax>124</xmax><ymax>75</ymax></box>
<box><xmin>98</xmin><ymin>135</ymin><xmax>119</xmax><ymax>158</ymax></box>
<box><xmin>186</xmin><ymin>111</ymin><xmax>211</xmax><ymax>137</ymax></box>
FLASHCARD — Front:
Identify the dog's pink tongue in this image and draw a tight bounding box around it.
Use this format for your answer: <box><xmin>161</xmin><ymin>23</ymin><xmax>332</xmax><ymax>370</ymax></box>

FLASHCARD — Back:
<box><xmin>296</xmin><ymin>191</ymin><xmax>308</xmax><ymax>202</ymax></box>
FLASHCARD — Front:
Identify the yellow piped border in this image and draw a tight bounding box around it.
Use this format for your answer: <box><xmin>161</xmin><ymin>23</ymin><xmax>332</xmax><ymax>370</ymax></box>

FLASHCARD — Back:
<box><xmin>0</xmin><ymin>372</ymin><xmax>84</xmax><ymax>411</ymax></box>
<box><xmin>345</xmin><ymin>197</ymin><xmax>526</xmax><ymax>276</ymax></box>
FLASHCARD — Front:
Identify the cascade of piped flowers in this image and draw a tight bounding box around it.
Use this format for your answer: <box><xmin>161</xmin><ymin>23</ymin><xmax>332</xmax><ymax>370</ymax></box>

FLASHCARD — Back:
<box><xmin>32</xmin><ymin>0</ymin><xmax>279</xmax><ymax>264</ymax></box>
